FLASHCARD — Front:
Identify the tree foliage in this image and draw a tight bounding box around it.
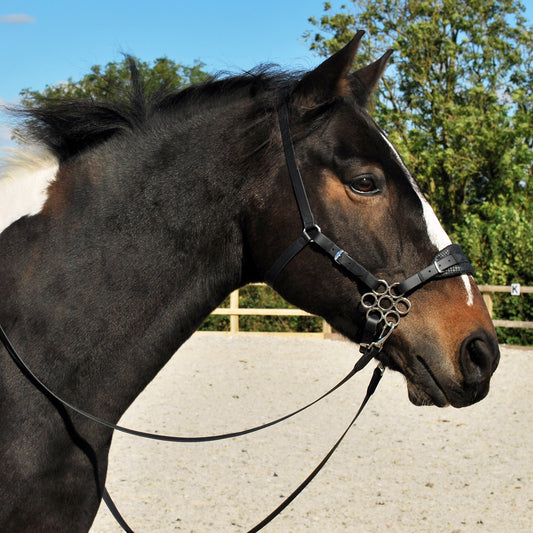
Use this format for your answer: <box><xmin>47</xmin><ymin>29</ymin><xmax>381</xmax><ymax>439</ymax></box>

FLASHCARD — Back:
<box><xmin>20</xmin><ymin>57</ymin><xmax>210</xmax><ymax>106</ymax></box>
<box><xmin>307</xmin><ymin>0</ymin><xmax>532</xmax><ymax>343</ymax></box>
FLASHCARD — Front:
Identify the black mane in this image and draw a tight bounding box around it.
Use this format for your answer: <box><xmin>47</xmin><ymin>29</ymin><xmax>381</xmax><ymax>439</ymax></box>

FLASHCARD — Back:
<box><xmin>17</xmin><ymin>60</ymin><xmax>296</xmax><ymax>161</ymax></box>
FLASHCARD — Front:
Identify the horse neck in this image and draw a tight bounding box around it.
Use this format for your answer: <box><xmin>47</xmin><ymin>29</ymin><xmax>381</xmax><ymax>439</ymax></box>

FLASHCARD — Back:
<box><xmin>0</xmin><ymin>119</ymin><xmax>254</xmax><ymax>420</ymax></box>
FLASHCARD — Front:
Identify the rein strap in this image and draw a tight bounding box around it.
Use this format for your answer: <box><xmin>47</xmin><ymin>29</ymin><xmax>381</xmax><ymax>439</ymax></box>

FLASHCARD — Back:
<box><xmin>0</xmin><ymin>324</ymin><xmax>366</xmax><ymax>443</ymax></box>
<box><xmin>0</xmin><ymin>322</ymin><xmax>383</xmax><ymax>533</ymax></box>
<box><xmin>247</xmin><ymin>363</ymin><xmax>384</xmax><ymax>533</ymax></box>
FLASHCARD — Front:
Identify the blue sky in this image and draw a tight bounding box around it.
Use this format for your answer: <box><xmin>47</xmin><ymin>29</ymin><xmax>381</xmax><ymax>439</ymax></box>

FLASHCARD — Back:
<box><xmin>0</xmin><ymin>0</ymin><xmax>335</xmax><ymax>147</ymax></box>
<box><xmin>1</xmin><ymin>0</ymin><xmax>532</xmax><ymax>148</ymax></box>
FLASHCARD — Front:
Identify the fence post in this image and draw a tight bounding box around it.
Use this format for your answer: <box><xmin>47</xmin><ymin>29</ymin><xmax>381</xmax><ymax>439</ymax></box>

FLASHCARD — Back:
<box><xmin>482</xmin><ymin>292</ymin><xmax>493</xmax><ymax>318</ymax></box>
<box><xmin>230</xmin><ymin>289</ymin><xmax>240</xmax><ymax>333</ymax></box>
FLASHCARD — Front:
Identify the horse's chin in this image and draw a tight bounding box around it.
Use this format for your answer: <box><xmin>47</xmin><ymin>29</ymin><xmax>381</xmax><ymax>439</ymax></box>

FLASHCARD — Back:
<box><xmin>378</xmin><ymin>347</ymin><xmax>493</xmax><ymax>408</ymax></box>
<box><xmin>378</xmin><ymin>349</ymin><xmax>451</xmax><ymax>408</ymax></box>
<box><xmin>406</xmin><ymin>381</ymin><xmax>449</xmax><ymax>407</ymax></box>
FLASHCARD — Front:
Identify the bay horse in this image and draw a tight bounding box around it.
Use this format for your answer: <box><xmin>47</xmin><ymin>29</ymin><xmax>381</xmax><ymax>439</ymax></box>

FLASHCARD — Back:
<box><xmin>0</xmin><ymin>32</ymin><xmax>498</xmax><ymax>531</ymax></box>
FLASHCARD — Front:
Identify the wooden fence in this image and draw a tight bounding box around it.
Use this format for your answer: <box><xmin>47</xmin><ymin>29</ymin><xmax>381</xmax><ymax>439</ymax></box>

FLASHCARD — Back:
<box><xmin>209</xmin><ymin>286</ymin><xmax>332</xmax><ymax>338</ymax></box>
<box><xmin>206</xmin><ymin>284</ymin><xmax>533</xmax><ymax>336</ymax></box>
<box><xmin>479</xmin><ymin>285</ymin><xmax>533</xmax><ymax>329</ymax></box>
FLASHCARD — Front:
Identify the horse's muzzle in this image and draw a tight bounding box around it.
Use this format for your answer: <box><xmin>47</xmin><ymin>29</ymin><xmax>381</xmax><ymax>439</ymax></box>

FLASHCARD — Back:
<box><xmin>383</xmin><ymin>327</ymin><xmax>500</xmax><ymax>408</ymax></box>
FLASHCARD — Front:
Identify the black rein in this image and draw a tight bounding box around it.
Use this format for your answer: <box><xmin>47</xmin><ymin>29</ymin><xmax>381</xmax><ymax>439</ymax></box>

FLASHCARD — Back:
<box><xmin>0</xmin><ymin>322</ymin><xmax>383</xmax><ymax>533</ymax></box>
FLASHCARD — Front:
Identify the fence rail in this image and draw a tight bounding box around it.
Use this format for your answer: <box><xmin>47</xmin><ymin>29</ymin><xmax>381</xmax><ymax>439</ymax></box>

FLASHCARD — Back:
<box><xmin>209</xmin><ymin>287</ymin><xmax>332</xmax><ymax>338</ymax></box>
<box><xmin>479</xmin><ymin>285</ymin><xmax>533</xmax><ymax>329</ymax></box>
<box><xmin>205</xmin><ymin>284</ymin><xmax>532</xmax><ymax>336</ymax></box>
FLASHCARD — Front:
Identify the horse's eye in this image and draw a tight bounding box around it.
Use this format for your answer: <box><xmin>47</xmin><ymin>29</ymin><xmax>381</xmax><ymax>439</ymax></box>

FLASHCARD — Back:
<box><xmin>349</xmin><ymin>175</ymin><xmax>380</xmax><ymax>195</ymax></box>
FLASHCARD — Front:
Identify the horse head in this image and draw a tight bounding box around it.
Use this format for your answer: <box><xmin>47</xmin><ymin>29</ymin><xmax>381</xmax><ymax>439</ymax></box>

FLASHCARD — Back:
<box><xmin>245</xmin><ymin>32</ymin><xmax>499</xmax><ymax>407</ymax></box>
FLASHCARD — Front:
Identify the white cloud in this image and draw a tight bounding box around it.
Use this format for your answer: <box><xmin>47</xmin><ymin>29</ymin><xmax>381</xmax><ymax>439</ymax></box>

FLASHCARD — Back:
<box><xmin>0</xmin><ymin>14</ymin><xmax>36</xmax><ymax>24</ymax></box>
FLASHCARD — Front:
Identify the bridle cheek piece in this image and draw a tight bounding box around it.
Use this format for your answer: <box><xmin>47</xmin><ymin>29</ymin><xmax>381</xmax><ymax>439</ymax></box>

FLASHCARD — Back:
<box><xmin>266</xmin><ymin>92</ymin><xmax>475</xmax><ymax>367</ymax></box>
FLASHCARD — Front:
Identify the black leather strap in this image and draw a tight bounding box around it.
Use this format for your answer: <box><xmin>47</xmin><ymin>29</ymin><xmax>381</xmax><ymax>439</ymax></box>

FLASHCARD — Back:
<box><xmin>101</xmin><ymin>363</ymin><xmax>384</xmax><ymax>533</ymax></box>
<box><xmin>0</xmin><ymin>324</ymin><xmax>366</xmax><ymax>443</ymax></box>
<box><xmin>103</xmin><ymin>489</ymin><xmax>134</xmax><ymax>533</ymax></box>
<box><xmin>312</xmin><ymin>232</ymin><xmax>382</xmax><ymax>291</ymax></box>
<box><xmin>397</xmin><ymin>244</ymin><xmax>474</xmax><ymax>294</ymax></box>
<box><xmin>265</xmin><ymin>228</ymin><xmax>383</xmax><ymax>291</ymax></box>
<box><xmin>264</xmin><ymin>232</ymin><xmax>312</xmax><ymax>285</ymax></box>
<box><xmin>359</xmin><ymin>313</ymin><xmax>381</xmax><ymax>348</ymax></box>
<box><xmin>277</xmin><ymin>90</ymin><xmax>316</xmax><ymax>231</ymax></box>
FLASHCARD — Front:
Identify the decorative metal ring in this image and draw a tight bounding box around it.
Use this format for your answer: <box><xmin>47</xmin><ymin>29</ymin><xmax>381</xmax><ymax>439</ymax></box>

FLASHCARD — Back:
<box><xmin>366</xmin><ymin>308</ymin><xmax>385</xmax><ymax>322</ymax></box>
<box><xmin>394</xmin><ymin>297</ymin><xmax>411</xmax><ymax>316</ymax></box>
<box><xmin>374</xmin><ymin>280</ymin><xmax>390</xmax><ymax>295</ymax></box>
<box><xmin>384</xmin><ymin>309</ymin><xmax>401</xmax><ymax>325</ymax></box>
<box><xmin>361</xmin><ymin>292</ymin><xmax>378</xmax><ymax>309</ymax></box>
<box><xmin>389</xmin><ymin>282</ymin><xmax>404</xmax><ymax>297</ymax></box>
<box><xmin>378</xmin><ymin>294</ymin><xmax>394</xmax><ymax>310</ymax></box>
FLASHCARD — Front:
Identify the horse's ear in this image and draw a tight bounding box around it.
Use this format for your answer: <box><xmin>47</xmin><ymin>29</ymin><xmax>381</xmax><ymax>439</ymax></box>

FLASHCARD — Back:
<box><xmin>293</xmin><ymin>30</ymin><xmax>365</xmax><ymax>107</ymax></box>
<box><xmin>349</xmin><ymin>49</ymin><xmax>393</xmax><ymax>107</ymax></box>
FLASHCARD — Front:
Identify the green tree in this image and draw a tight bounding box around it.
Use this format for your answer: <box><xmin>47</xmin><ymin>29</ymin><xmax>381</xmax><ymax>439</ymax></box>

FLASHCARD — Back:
<box><xmin>20</xmin><ymin>57</ymin><xmax>210</xmax><ymax>106</ymax></box>
<box><xmin>307</xmin><ymin>0</ymin><xmax>532</xmax><ymax>343</ymax></box>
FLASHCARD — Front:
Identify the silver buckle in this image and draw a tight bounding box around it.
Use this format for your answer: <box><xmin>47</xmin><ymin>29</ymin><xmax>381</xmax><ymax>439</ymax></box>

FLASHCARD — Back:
<box><xmin>302</xmin><ymin>224</ymin><xmax>321</xmax><ymax>242</ymax></box>
<box><xmin>433</xmin><ymin>259</ymin><xmax>444</xmax><ymax>274</ymax></box>
<box><xmin>334</xmin><ymin>249</ymin><xmax>345</xmax><ymax>263</ymax></box>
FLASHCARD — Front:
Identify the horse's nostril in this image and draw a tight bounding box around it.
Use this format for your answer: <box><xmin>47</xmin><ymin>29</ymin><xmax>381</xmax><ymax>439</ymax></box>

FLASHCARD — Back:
<box><xmin>460</xmin><ymin>333</ymin><xmax>499</xmax><ymax>384</ymax></box>
<box><xmin>469</xmin><ymin>339</ymin><xmax>489</xmax><ymax>369</ymax></box>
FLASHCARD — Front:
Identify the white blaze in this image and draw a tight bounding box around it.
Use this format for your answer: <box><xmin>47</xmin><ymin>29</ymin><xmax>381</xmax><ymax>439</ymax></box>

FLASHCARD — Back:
<box><xmin>379</xmin><ymin>130</ymin><xmax>474</xmax><ymax>306</ymax></box>
<box><xmin>0</xmin><ymin>148</ymin><xmax>58</xmax><ymax>234</ymax></box>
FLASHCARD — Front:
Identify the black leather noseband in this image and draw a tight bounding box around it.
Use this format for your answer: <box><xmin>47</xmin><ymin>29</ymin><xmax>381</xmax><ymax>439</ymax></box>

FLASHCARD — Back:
<box><xmin>267</xmin><ymin>91</ymin><xmax>475</xmax><ymax>364</ymax></box>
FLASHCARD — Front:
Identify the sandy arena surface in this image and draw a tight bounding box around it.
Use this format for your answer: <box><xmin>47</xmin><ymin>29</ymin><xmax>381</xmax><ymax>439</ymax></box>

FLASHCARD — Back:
<box><xmin>90</xmin><ymin>334</ymin><xmax>532</xmax><ymax>533</ymax></box>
